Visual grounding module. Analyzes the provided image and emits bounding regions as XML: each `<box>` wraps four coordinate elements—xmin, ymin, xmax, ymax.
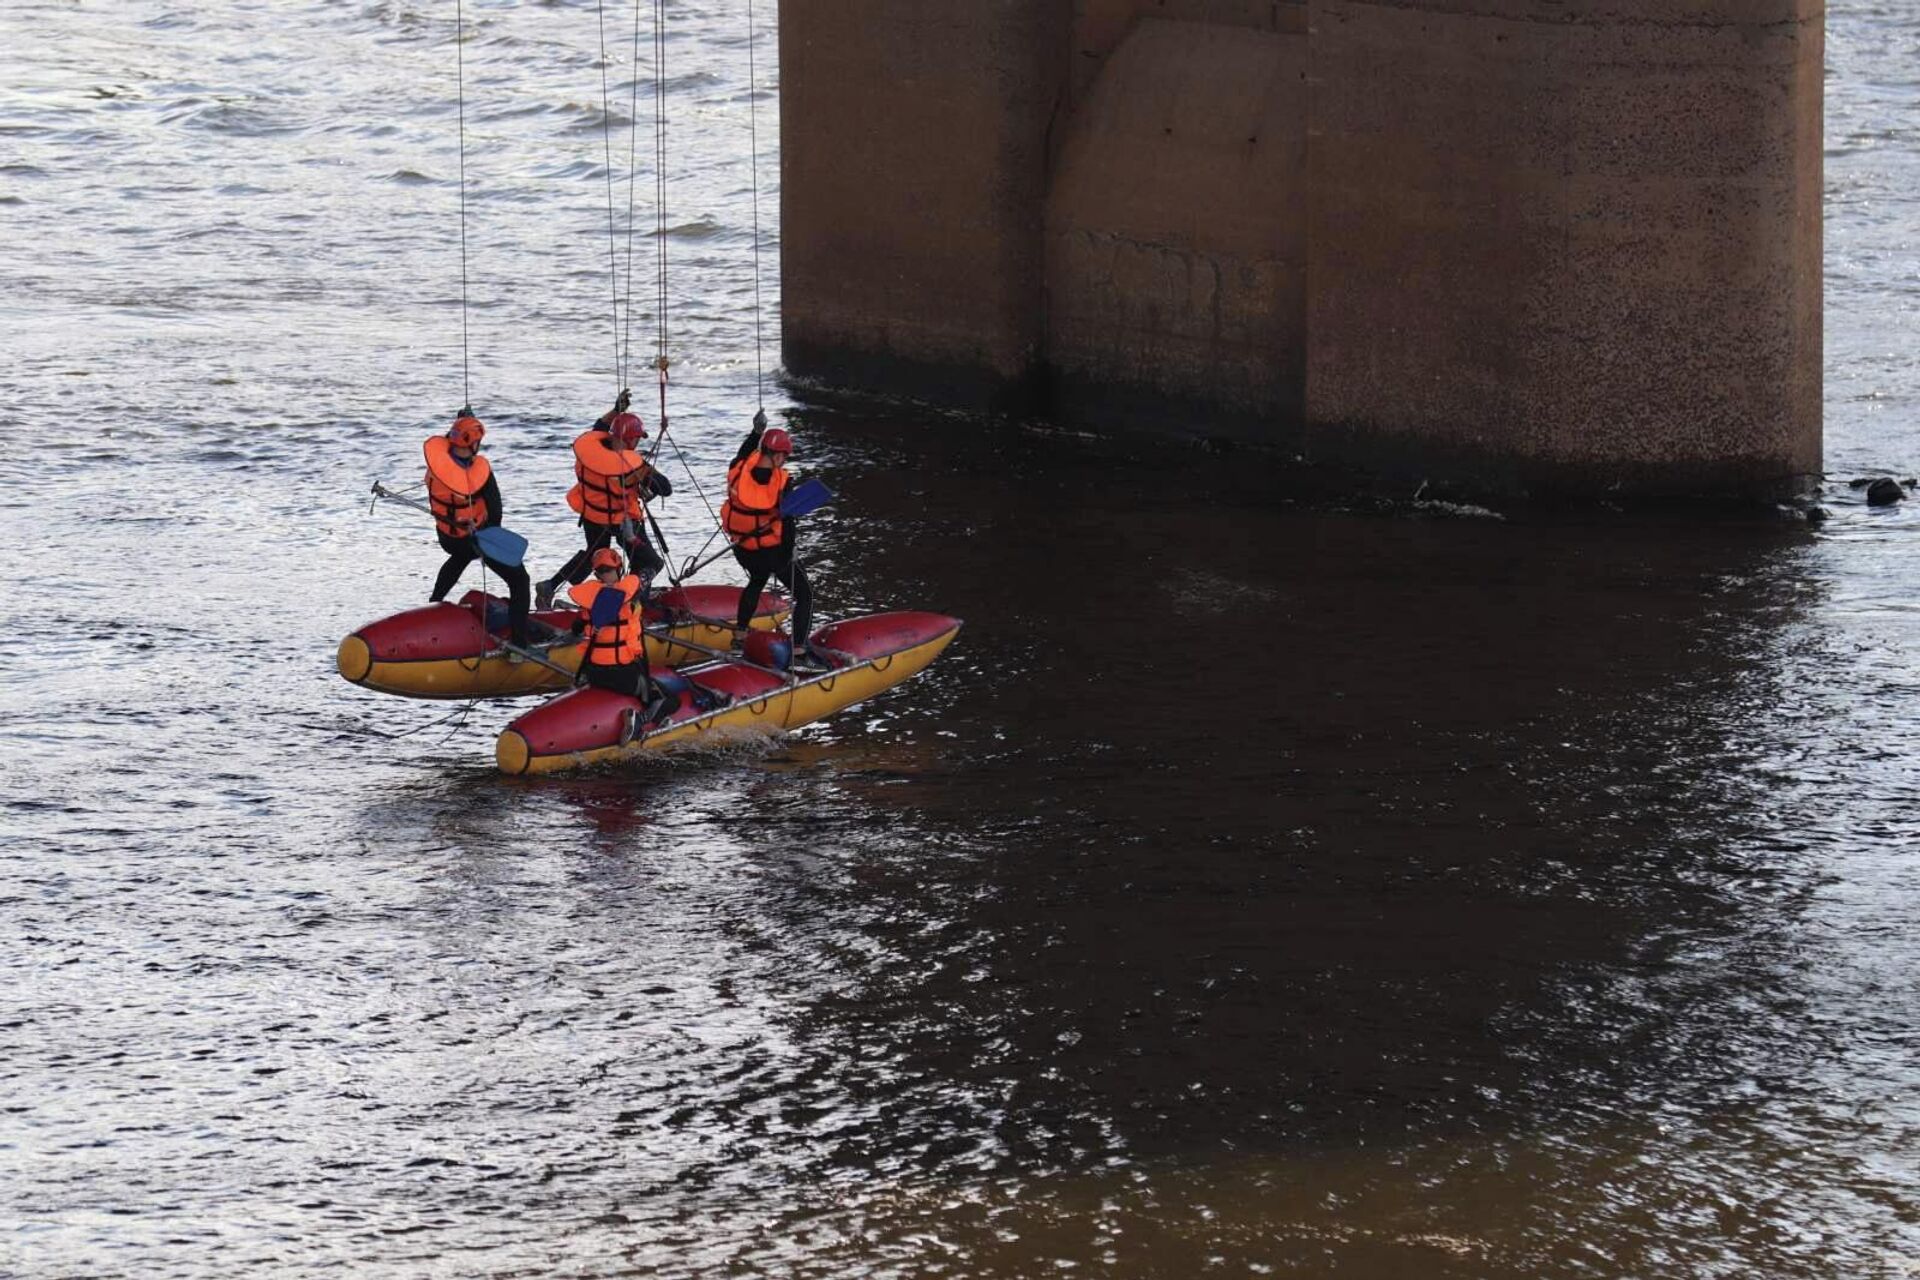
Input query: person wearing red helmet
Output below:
<box><xmin>566</xmin><ymin>545</ymin><xmax>676</xmax><ymax>722</ymax></box>
<box><xmin>721</xmin><ymin>408</ymin><xmax>814</xmax><ymax>658</ymax></box>
<box><xmin>534</xmin><ymin>389</ymin><xmax>673</xmax><ymax>609</ymax></box>
<box><xmin>425</xmin><ymin>410</ymin><xmax>531</xmax><ymax>647</ymax></box>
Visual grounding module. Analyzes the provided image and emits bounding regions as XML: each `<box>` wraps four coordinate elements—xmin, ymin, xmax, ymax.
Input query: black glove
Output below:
<box><xmin>646</xmin><ymin>470</ymin><xmax>674</xmax><ymax>499</ymax></box>
<box><xmin>752</xmin><ymin>408</ymin><xmax>767</xmax><ymax>431</ymax></box>
<box><xmin>615</xmin><ymin>388</ymin><xmax>632</xmax><ymax>414</ymax></box>
<box><xmin>569</xmin><ymin>616</ymin><xmax>586</xmax><ymax>635</ymax></box>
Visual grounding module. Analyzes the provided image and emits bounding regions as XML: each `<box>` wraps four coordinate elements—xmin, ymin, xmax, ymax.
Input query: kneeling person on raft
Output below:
<box><xmin>535</xmin><ymin>392</ymin><xmax>672</xmax><ymax>609</ymax></box>
<box><xmin>723</xmin><ymin>409</ymin><xmax>819</xmax><ymax>664</ymax></box>
<box><xmin>569</xmin><ymin>546</ymin><xmax>677</xmax><ymax>722</ymax></box>
<box><xmin>426</xmin><ymin>412</ymin><xmax>531</xmax><ymax>648</ymax></box>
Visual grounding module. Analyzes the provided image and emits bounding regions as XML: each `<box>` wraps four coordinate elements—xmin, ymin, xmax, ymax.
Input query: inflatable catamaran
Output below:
<box><xmin>336</xmin><ymin>585</ymin><xmax>788</xmax><ymax>700</ymax></box>
<box><xmin>337</xmin><ymin>589</ymin><xmax>960</xmax><ymax>772</ymax></box>
<box><xmin>338</xmin><ymin>0</ymin><xmax>960</xmax><ymax>769</ymax></box>
<box><xmin>494</xmin><ymin>611</ymin><xmax>962</xmax><ymax>774</ymax></box>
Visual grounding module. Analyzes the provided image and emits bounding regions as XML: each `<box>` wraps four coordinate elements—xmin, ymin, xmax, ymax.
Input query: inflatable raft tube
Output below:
<box><xmin>337</xmin><ymin>585</ymin><xmax>789</xmax><ymax>700</ymax></box>
<box><xmin>496</xmin><ymin>611</ymin><xmax>962</xmax><ymax>775</ymax></box>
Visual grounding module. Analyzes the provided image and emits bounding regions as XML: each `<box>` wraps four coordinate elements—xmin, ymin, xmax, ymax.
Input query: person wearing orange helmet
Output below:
<box><xmin>425</xmin><ymin>410</ymin><xmax>531</xmax><ymax>647</ymax></box>
<box><xmin>534</xmin><ymin>390</ymin><xmax>673</xmax><ymax>610</ymax></box>
<box><xmin>722</xmin><ymin>408</ymin><xmax>814</xmax><ymax>658</ymax></box>
<box><xmin>566</xmin><ymin>545</ymin><xmax>676</xmax><ymax>722</ymax></box>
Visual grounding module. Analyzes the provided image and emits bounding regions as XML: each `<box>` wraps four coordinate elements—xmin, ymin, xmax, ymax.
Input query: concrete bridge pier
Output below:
<box><xmin>780</xmin><ymin>1</ymin><xmax>1823</xmax><ymax>502</ymax></box>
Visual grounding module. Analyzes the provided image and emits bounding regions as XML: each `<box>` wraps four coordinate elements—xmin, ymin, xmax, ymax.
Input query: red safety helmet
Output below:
<box><xmin>590</xmin><ymin>546</ymin><xmax>624</xmax><ymax>572</ymax></box>
<box><xmin>608</xmin><ymin>412</ymin><xmax>646</xmax><ymax>446</ymax></box>
<box><xmin>761</xmin><ymin>426</ymin><xmax>792</xmax><ymax>456</ymax></box>
<box><xmin>448</xmin><ymin>415</ymin><xmax>486</xmax><ymax>450</ymax></box>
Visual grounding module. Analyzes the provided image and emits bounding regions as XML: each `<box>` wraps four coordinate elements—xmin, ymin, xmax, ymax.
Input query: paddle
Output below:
<box><xmin>779</xmin><ymin>477</ymin><xmax>833</xmax><ymax>518</ymax></box>
<box><xmin>588</xmin><ymin>584</ymin><xmax>627</xmax><ymax>628</ymax></box>
<box><xmin>370</xmin><ymin>482</ymin><xmax>528</xmax><ymax>568</ymax></box>
<box><xmin>497</xmin><ymin>641</ymin><xmax>579</xmax><ymax>681</ymax></box>
<box><xmin>678</xmin><ymin>479</ymin><xmax>834</xmax><ymax>580</ymax></box>
<box><xmin>471</xmin><ymin>525</ymin><xmax>527</xmax><ymax>567</ymax></box>
<box><xmin>643</xmin><ymin>508</ymin><xmax>674</xmax><ymax>580</ymax></box>
<box><xmin>638</xmin><ymin>624</ymin><xmax>795</xmax><ymax>683</ymax></box>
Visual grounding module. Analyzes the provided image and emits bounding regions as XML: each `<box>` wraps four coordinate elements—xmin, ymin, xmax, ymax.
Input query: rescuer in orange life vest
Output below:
<box><xmin>426</xmin><ymin>412</ymin><xmax>531</xmax><ymax>647</ymax></box>
<box><xmin>723</xmin><ymin>409</ymin><xmax>816</xmax><ymax>659</ymax></box>
<box><xmin>534</xmin><ymin>392</ymin><xmax>672</xmax><ymax>610</ymax></box>
<box><xmin>568</xmin><ymin>546</ymin><xmax>677</xmax><ymax>722</ymax></box>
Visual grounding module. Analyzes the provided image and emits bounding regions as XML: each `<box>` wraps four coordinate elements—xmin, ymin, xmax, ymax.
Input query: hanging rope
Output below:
<box><xmin>594</xmin><ymin>0</ymin><xmax>624</xmax><ymax>393</ymax></box>
<box><xmin>650</xmin><ymin>0</ymin><xmax>670</xmax><ymax>432</ymax></box>
<box><xmin>593</xmin><ymin>0</ymin><xmax>652</xmax><ymax>395</ymax></box>
<box><xmin>605</xmin><ymin>0</ymin><xmax>736</xmax><ymax>585</ymax></box>
<box><xmin>434</xmin><ymin>1</ymin><xmax>486</xmax><ymax>742</ymax></box>
<box><xmin>634</xmin><ymin>0</ymin><xmax>671</xmax><ymax>477</ymax></box>
<box><xmin>454</xmin><ymin>0</ymin><xmax>472</xmax><ymax>407</ymax></box>
<box><xmin>622</xmin><ymin>0</ymin><xmax>645</xmax><ymax>389</ymax></box>
<box><xmin>746</xmin><ymin>0</ymin><xmax>766</xmax><ymax>409</ymax></box>
<box><xmin>639</xmin><ymin>0</ymin><xmax>721</xmax><ymax>533</ymax></box>
<box><xmin>647</xmin><ymin>0</ymin><xmax>772</xmax><ymax>571</ymax></box>
<box><xmin>444</xmin><ymin>0</ymin><xmax>500</xmax><ymax>678</ymax></box>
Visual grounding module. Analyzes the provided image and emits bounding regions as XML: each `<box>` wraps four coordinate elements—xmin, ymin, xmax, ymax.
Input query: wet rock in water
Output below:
<box><xmin>1866</xmin><ymin>477</ymin><xmax>1905</xmax><ymax>506</ymax></box>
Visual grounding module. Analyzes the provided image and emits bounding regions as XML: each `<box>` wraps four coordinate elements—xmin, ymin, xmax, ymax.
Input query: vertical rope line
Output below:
<box><xmin>623</xmin><ymin>0</ymin><xmax>645</xmax><ymax>391</ymax></box>
<box><xmin>645</xmin><ymin>0</ymin><xmax>672</xmax><ymax>493</ymax></box>
<box><xmin>449</xmin><ymin>1</ymin><xmax>491</xmax><ymax>669</ymax></box>
<box><xmin>653</xmin><ymin>0</ymin><xmax>668</xmax><ymax>377</ymax></box>
<box><xmin>638</xmin><ymin>0</ymin><xmax>725</xmax><ymax>543</ymax></box>
<box><xmin>595</xmin><ymin>0</ymin><xmax>622</xmax><ymax>392</ymax></box>
<box><xmin>746</xmin><ymin>0</ymin><xmax>765</xmax><ymax>407</ymax></box>
<box><xmin>455</xmin><ymin>0</ymin><xmax>471</xmax><ymax>407</ymax></box>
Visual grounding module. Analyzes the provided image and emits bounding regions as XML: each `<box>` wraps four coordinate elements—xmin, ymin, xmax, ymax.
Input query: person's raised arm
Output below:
<box><xmin>733</xmin><ymin>407</ymin><xmax>768</xmax><ymax>465</ymax></box>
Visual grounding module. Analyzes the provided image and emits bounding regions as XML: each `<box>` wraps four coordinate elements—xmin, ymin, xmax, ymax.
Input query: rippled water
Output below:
<box><xmin>2</xmin><ymin>2</ymin><xmax>1918</xmax><ymax>1277</ymax></box>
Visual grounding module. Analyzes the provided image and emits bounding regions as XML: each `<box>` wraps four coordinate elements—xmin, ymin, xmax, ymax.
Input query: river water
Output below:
<box><xmin>2</xmin><ymin>2</ymin><xmax>1916</xmax><ymax>1277</ymax></box>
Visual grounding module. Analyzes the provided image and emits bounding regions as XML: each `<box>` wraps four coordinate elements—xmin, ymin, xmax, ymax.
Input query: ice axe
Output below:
<box><xmin>370</xmin><ymin>482</ymin><xmax>529</xmax><ymax>568</ymax></box>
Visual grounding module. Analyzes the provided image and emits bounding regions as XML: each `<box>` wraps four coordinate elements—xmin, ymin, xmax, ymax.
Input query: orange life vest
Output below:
<box><xmin>722</xmin><ymin>451</ymin><xmax>789</xmax><ymax>551</ymax></box>
<box><xmin>566</xmin><ymin>430</ymin><xmax>649</xmax><ymax>527</ymax></box>
<box><xmin>568</xmin><ymin>574</ymin><xmax>644</xmax><ymax>666</ymax></box>
<box><xmin>424</xmin><ymin>435</ymin><xmax>492</xmax><ymax>537</ymax></box>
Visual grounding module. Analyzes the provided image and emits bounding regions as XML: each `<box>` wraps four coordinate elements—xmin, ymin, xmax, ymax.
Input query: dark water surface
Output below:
<box><xmin>3</xmin><ymin>2</ymin><xmax>1918</xmax><ymax>1277</ymax></box>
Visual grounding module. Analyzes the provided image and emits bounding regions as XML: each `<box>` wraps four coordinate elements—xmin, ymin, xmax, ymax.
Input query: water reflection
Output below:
<box><xmin>5</xmin><ymin>0</ymin><xmax>1917</xmax><ymax>1269</ymax></box>
<box><xmin>331</xmin><ymin>405</ymin><xmax>1893</xmax><ymax>1275</ymax></box>
<box><xmin>617</xmin><ymin>414</ymin><xmax>1868</xmax><ymax>1274</ymax></box>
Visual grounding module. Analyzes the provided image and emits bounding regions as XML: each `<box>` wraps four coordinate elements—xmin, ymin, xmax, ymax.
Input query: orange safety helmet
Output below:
<box><xmin>590</xmin><ymin>546</ymin><xmax>624</xmax><ymax>572</ymax></box>
<box><xmin>449</xmin><ymin>414</ymin><xmax>486</xmax><ymax>450</ymax></box>
<box><xmin>608</xmin><ymin>412</ymin><xmax>646</xmax><ymax>446</ymax></box>
<box><xmin>761</xmin><ymin>426</ymin><xmax>792</xmax><ymax>455</ymax></box>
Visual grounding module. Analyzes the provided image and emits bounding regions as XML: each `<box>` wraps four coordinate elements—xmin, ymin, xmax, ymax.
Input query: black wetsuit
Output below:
<box><xmin>729</xmin><ymin>420</ymin><xmax>814</xmax><ymax>644</ymax></box>
<box><xmin>549</xmin><ymin>517</ymin><xmax>665</xmax><ymax>590</ymax></box>
<box><xmin>539</xmin><ymin>431</ymin><xmax>673</xmax><ymax>592</ymax></box>
<box><xmin>582</xmin><ymin>659</ymin><xmax>649</xmax><ymax>697</ymax></box>
<box><xmin>428</xmin><ymin>471</ymin><xmax>532</xmax><ymax>646</ymax></box>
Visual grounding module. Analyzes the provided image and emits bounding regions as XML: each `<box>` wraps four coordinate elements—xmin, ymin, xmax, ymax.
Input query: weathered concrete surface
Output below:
<box><xmin>780</xmin><ymin>0</ymin><xmax>1824</xmax><ymax>500</ymax></box>
<box><xmin>779</xmin><ymin>1</ymin><xmax>1066</xmax><ymax>408</ymax></box>
<box><xmin>1045</xmin><ymin>19</ymin><xmax>1307</xmax><ymax>427</ymax></box>
<box><xmin>1064</xmin><ymin>1</ymin><xmax>1306</xmax><ymax>105</ymax></box>
<box><xmin>1306</xmin><ymin>0</ymin><xmax>1824</xmax><ymax>497</ymax></box>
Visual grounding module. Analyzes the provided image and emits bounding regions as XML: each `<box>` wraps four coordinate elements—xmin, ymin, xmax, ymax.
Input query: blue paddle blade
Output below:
<box><xmin>589</xmin><ymin>585</ymin><xmax>626</xmax><ymax>628</ymax></box>
<box><xmin>779</xmin><ymin>477</ymin><xmax>834</xmax><ymax>518</ymax></box>
<box><xmin>474</xmin><ymin>524</ymin><xmax>527</xmax><ymax>568</ymax></box>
